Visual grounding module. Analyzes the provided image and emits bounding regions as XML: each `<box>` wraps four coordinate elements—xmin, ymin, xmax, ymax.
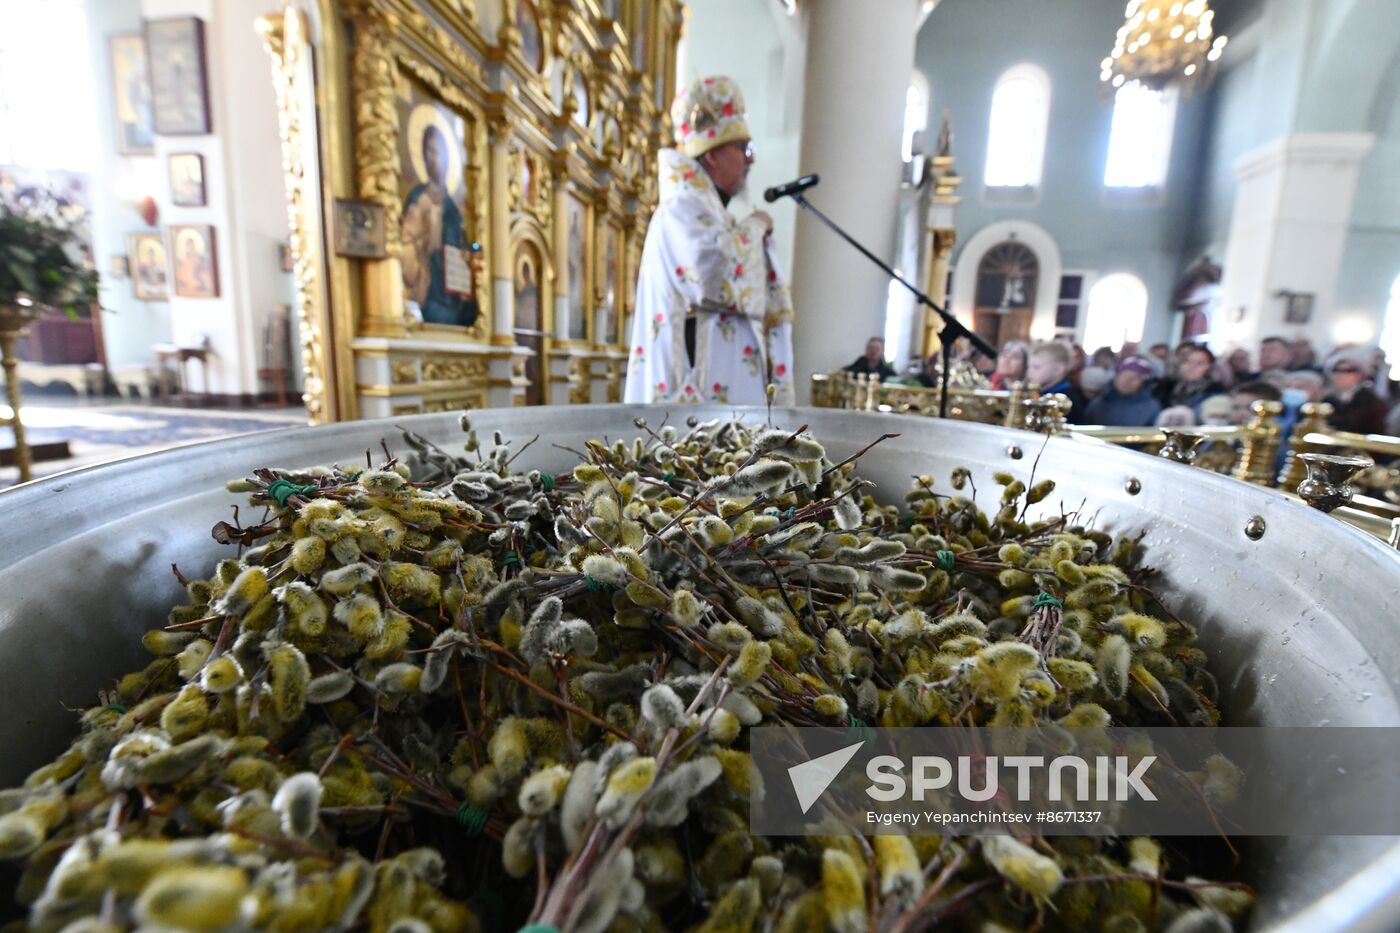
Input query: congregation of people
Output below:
<box><xmin>843</xmin><ymin>334</ymin><xmax>1397</xmax><ymax>435</ymax></box>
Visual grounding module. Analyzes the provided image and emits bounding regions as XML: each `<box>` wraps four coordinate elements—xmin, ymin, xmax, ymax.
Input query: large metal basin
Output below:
<box><xmin>1</xmin><ymin>405</ymin><xmax>1397</xmax><ymax>930</ymax></box>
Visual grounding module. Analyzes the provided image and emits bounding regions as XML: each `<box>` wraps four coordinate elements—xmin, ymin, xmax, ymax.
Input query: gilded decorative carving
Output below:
<box><xmin>283</xmin><ymin>0</ymin><xmax>679</xmax><ymax>420</ymax></box>
<box><xmin>421</xmin><ymin>356</ymin><xmax>490</xmax><ymax>383</ymax></box>
<box><xmin>508</xmin><ymin>145</ymin><xmax>553</xmax><ymax>228</ymax></box>
<box><xmin>258</xmin><ymin>8</ymin><xmax>333</xmax><ymax>424</ymax></box>
<box><xmin>933</xmin><ymin>228</ymin><xmax>957</xmax><ymax>255</ymax></box>
<box><xmin>399</xmin><ymin>9</ymin><xmax>488</xmax><ymax>86</ymax></box>
<box><xmin>424</xmin><ymin>391</ymin><xmax>487</xmax><ymax>413</ymax></box>
<box><xmin>346</xmin><ymin>1</ymin><xmax>404</xmax><ymax>256</ymax></box>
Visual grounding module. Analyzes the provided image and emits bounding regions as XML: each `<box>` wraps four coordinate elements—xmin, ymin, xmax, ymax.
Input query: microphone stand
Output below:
<box><xmin>791</xmin><ymin>191</ymin><xmax>996</xmax><ymax>419</ymax></box>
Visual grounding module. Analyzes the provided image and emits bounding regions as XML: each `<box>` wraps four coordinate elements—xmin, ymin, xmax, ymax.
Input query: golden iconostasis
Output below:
<box><xmin>260</xmin><ymin>0</ymin><xmax>682</xmax><ymax>422</ymax></box>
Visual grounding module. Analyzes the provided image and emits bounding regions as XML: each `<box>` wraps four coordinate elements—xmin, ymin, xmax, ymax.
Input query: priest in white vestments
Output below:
<box><xmin>624</xmin><ymin>76</ymin><xmax>796</xmax><ymax>406</ymax></box>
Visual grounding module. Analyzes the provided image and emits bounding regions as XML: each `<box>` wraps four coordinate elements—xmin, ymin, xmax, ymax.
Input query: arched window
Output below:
<box><xmin>984</xmin><ymin>64</ymin><xmax>1051</xmax><ymax>188</ymax></box>
<box><xmin>1104</xmin><ymin>81</ymin><xmax>1179</xmax><ymax>188</ymax></box>
<box><xmin>901</xmin><ymin>71</ymin><xmax>930</xmax><ymax>162</ymax></box>
<box><xmin>1380</xmin><ymin>272</ymin><xmax>1400</xmax><ymax>367</ymax></box>
<box><xmin>1082</xmin><ymin>273</ymin><xmax>1149</xmax><ymax>352</ymax></box>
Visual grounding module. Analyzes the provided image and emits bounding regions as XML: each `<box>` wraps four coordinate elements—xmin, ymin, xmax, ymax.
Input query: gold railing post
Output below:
<box><xmin>1232</xmin><ymin>400</ymin><xmax>1285</xmax><ymax>486</ymax></box>
<box><xmin>1005</xmin><ymin>380</ymin><xmax>1026</xmax><ymax>428</ymax></box>
<box><xmin>1278</xmin><ymin>401</ymin><xmax>1334</xmax><ymax>491</ymax></box>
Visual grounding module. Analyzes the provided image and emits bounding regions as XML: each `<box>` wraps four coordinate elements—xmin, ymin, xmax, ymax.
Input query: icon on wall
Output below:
<box><xmin>335</xmin><ymin>199</ymin><xmax>388</xmax><ymax>260</ymax></box>
<box><xmin>517</xmin><ymin>0</ymin><xmax>544</xmax><ymax>72</ymax></box>
<box><xmin>169</xmin><ymin>153</ymin><xmax>206</xmax><ymax>207</ymax></box>
<box><xmin>146</xmin><ymin>17</ymin><xmax>212</xmax><ymax>135</ymax></box>
<box><xmin>395</xmin><ymin>82</ymin><xmax>479</xmax><ymax>328</ymax></box>
<box><xmin>1282</xmin><ymin>291</ymin><xmax>1315</xmax><ymax>325</ymax></box>
<box><xmin>170</xmin><ymin>224</ymin><xmax>219</xmax><ymax>298</ymax></box>
<box><xmin>127</xmin><ymin>232</ymin><xmax>168</xmax><ymax>301</ymax></box>
<box><xmin>109</xmin><ymin>34</ymin><xmax>154</xmax><ymax>155</ymax></box>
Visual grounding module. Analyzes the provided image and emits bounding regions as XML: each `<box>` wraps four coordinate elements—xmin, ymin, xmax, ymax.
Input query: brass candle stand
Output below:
<box><xmin>0</xmin><ymin>303</ymin><xmax>43</xmax><ymax>484</ymax></box>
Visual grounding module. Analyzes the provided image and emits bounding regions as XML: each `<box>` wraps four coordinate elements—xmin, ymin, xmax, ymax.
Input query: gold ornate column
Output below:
<box><xmin>258</xmin><ymin>7</ymin><xmax>341</xmax><ymax>423</ymax></box>
<box><xmin>345</xmin><ymin>0</ymin><xmax>408</xmax><ymax>339</ymax></box>
<box><xmin>488</xmin><ymin>113</ymin><xmax>514</xmax><ymax>344</ymax></box>
<box><xmin>922</xmin><ymin>112</ymin><xmax>963</xmax><ymax>359</ymax></box>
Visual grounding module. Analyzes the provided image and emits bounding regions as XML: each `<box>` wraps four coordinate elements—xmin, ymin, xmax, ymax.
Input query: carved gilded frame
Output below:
<box><xmin>557</xmin><ymin>183</ymin><xmax>594</xmax><ymax>347</ymax></box>
<box><xmin>592</xmin><ymin>211</ymin><xmax>625</xmax><ymax>349</ymax></box>
<box><xmin>499</xmin><ymin>0</ymin><xmax>555</xmax><ymax>115</ymax></box>
<box><xmin>387</xmin><ymin>51</ymin><xmax>493</xmax><ymax>343</ymax></box>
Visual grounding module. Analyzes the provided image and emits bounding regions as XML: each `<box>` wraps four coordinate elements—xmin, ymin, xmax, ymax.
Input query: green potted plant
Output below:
<box><xmin>1</xmin><ymin>181</ymin><xmax>100</xmax><ymax>322</ymax></box>
<box><xmin>1</xmin><ymin>180</ymin><xmax>101</xmax><ymax>482</ymax></box>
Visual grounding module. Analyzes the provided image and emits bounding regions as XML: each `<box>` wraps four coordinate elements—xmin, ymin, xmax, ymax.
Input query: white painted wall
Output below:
<box><xmin>82</xmin><ymin>0</ymin><xmax>173</xmax><ymax>369</ymax></box>
<box><xmin>137</xmin><ymin>0</ymin><xmax>294</xmax><ymax>398</ymax></box>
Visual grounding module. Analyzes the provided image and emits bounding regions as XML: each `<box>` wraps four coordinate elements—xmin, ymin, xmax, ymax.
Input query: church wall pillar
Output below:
<box><xmin>1216</xmin><ymin>132</ymin><xmax>1375</xmax><ymax>354</ymax></box>
<box><xmin>788</xmin><ymin>0</ymin><xmax>920</xmax><ymax>401</ymax></box>
<box><xmin>488</xmin><ymin>123</ymin><xmax>515</xmax><ymax>341</ymax></box>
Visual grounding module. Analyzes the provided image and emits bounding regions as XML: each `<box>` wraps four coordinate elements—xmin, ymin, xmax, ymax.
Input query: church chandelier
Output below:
<box><xmin>1101</xmin><ymin>0</ymin><xmax>1228</xmax><ymax>92</ymax></box>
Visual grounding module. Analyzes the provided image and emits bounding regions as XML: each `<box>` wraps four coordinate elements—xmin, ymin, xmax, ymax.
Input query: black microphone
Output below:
<box><xmin>763</xmin><ymin>174</ymin><xmax>820</xmax><ymax>203</ymax></box>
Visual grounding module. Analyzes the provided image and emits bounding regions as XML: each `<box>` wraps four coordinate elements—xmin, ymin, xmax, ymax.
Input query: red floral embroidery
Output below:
<box><xmin>675</xmin><ymin>266</ymin><xmax>685</xmax><ymax>277</ymax></box>
<box><xmin>684</xmin><ymin>385</ymin><xmax>695</xmax><ymax>394</ymax></box>
<box><xmin>734</xmin><ymin>263</ymin><xmax>744</xmax><ymax>277</ymax></box>
<box><xmin>775</xmin><ymin>364</ymin><xmax>787</xmax><ymax>377</ymax></box>
<box><xmin>738</xmin><ymin>234</ymin><xmax>749</xmax><ymax>246</ymax></box>
<box><xmin>707</xmin><ymin>129</ymin><xmax>716</xmax><ymax>138</ymax></box>
<box><xmin>722</xmin><ymin>102</ymin><xmax>735</xmax><ymax>116</ymax></box>
<box><xmin>683</xmin><ymin>170</ymin><xmax>695</xmax><ymax>181</ymax></box>
<box><xmin>680</xmin><ymin>122</ymin><xmax>690</xmax><ymax>134</ymax></box>
<box><xmin>713</xmin><ymin>382</ymin><xmax>723</xmax><ymax>393</ymax></box>
<box><xmin>655</xmin><ymin>313</ymin><xmax>664</xmax><ymax>322</ymax></box>
<box><xmin>634</xmin><ymin>345</ymin><xmax>644</xmax><ymax>356</ymax></box>
<box><xmin>769</xmin><ymin>270</ymin><xmax>778</xmax><ymax>283</ymax></box>
<box><xmin>657</xmin><ymin>382</ymin><xmax>667</xmax><ymax>393</ymax></box>
<box><xmin>743</xmin><ymin>346</ymin><xmax>754</xmax><ymax>356</ymax></box>
<box><xmin>704</xmin><ymin>78</ymin><xmax>715</xmax><ymax>85</ymax></box>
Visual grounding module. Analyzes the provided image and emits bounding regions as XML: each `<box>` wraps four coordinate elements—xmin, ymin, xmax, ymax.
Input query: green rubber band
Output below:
<box><xmin>934</xmin><ymin>550</ymin><xmax>956</xmax><ymax>572</ymax></box>
<box><xmin>500</xmin><ymin>552</ymin><xmax>522</xmax><ymax>568</ymax></box>
<box><xmin>584</xmin><ymin>575</ymin><xmax>615</xmax><ymax>594</ymax></box>
<box><xmin>103</xmin><ymin>704</ymin><xmax>128</xmax><ymax>715</ymax></box>
<box><xmin>517</xmin><ymin>926</ymin><xmax>561</xmax><ymax>933</ymax></box>
<box><xmin>662</xmin><ymin>471</ymin><xmax>676</xmax><ymax>484</ymax></box>
<box><xmin>847</xmin><ymin>715</ymin><xmax>875</xmax><ymax>748</ymax></box>
<box><xmin>266</xmin><ymin>478</ymin><xmax>319</xmax><ymax>507</ymax></box>
<box><xmin>781</xmin><ymin>507</ymin><xmax>796</xmax><ymax>521</ymax></box>
<box><xmin>901</xmin><ymin>513</ymin><xmax>915</xmax><ymax>528</ymax></box>
<box><xmin>457</xmin><ymin>803</ymin><xmax>490</xmax><ymax>835</ymax></box>
<box><xmin>1032</xmin><ymin>592</ymin><xmax>1064</xmax><ymax>611</ymax></box>
<box><xmin>540</xmin><ymin>474</ymin><xmax>555</xmax><ymax>492</ymax></box>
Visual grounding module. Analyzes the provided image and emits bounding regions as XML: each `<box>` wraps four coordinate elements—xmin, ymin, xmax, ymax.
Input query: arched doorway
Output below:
<box><xmin>972</xmin><ymin>241</ymin><xmax>1039</xmax><ymax>346</ymax></box>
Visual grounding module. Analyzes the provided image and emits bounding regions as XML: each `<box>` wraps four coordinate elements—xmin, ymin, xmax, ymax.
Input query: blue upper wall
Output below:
<box><xmin>920</xmin><ymin>0</ymin><xmax>1400</xmax><ymax>345</ymax></box>
<box><xmin>919</xmin><ymin>0</ymin><xmax>1213</xmax><ymax>344</ymax></box>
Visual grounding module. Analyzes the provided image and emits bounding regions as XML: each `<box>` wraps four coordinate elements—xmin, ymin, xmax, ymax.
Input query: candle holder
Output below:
<box><xmin>1159</xmin><ymin>428</ymin><xmax>1206</xmax><ymax>464</ymax></box>
<box><xmin>1296</xmin><ymin>452</ymin><xmax>1373</xmax><ymax>513</ymax></box>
